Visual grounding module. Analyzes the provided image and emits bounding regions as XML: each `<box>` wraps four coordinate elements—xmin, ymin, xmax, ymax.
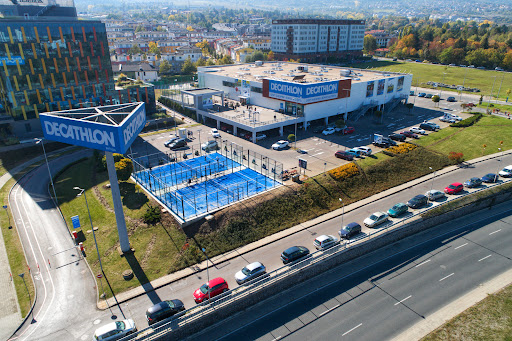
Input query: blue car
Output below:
<box><xmin>387</xmin><ymin>203</ymin><xmax>408</xmax><ymax>217</ymax></box>
<box><xmin>418</xmin><ymin>93</ymin><xmax>426</xmax><ymax>97</ymax></box>
<box><xmin>481</xmin><ymin>173</ymin><xmax>499</xmax><ymax>183</ymax></box>
<box><xmin>464</xmin><ymin>177</ymin><xmax>482</xmax><ymax>188</ymax></box>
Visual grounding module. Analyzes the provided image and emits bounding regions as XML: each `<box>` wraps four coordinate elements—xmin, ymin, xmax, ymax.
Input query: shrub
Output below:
<box><xmin>288</xmin><ymin>134</ymin><xmax>295</xmax><ymax>142</ymax></box>
<box><xmin>115</xmin><ymin>158</ymin><xmax>134</xmax><ymax>181</ymax></box>
<box><xmin>143</xmin><ymin>205</ymin><xmax>161</xmax><ymax>224</ymax></box>
<box><xmin>328</xmin><ymin>162</ymin><xmax>359</xmax><ymax>181</ymax></box>
<box><xmin>448</xmin><ymin>151</ymin><xmax>464</xmax><ymax>164</ymax></box>
<box><xmin>384</xmin><ymin>143</ymin><xmax>417</xmax><ymax>156</ymax></box>
<box><xmin>450</xmin><ymin>113</ymin><xmax>482</xmax><ymax>127</ymax></box>
<box><xmin>101</xmin><ymin>153</ymin><xmax>124</xmax><ymax>170</ymax></box>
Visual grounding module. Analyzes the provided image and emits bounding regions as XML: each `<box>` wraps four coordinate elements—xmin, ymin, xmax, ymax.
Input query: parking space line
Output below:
<box><xmin>489</xmin><ymin>229</ymin><xmax>501</xmax><ymax>235</ymax></box>
<box><xmin>454</xmin><ymin>243</ymin><xmax>468</xmax><ymax>249</ymax></box>
<box><xmin>342</xmin><ymin>323</ymin><xmax>362</xmax><ymax>336</ymax></box>
<box><xmin>439</xmin><ymin>273</ymin><xmax>454</xmax><ymax>282</ymax></box>
<box><xmin>394</xmin><ymin>295</ymin><xmax>412</xmax><ymax>306</ymax></box>
<box><xmin>415</xmin><ymin>259</ymin><xmax>430</xmax><ymax>267</ymax></box>
<box><xmin>478</xmin><ymin>255</ymin><xmax>492</xmax><ymax>262</ymax></box>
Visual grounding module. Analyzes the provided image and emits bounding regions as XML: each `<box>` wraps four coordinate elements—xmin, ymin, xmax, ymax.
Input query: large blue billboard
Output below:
<box><xmin>263</xmin><ymin>79</ymin><xmax>343</xmax><ymax>104</ymax></box>
<box><xmin>40</xmin><ymin>102</ymin><xmax>146</xmax><ymax>154</ymax></box>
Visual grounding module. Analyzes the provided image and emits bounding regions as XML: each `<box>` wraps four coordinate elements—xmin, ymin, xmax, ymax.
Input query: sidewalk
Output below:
<box><xmin>0</xmin><ymin>146</ymin><xmax>77</xmax><ymax>340</ymax></box>
<box><xmin>98</xmin><ymin>148</ymin><xmax>512</xmax><ymax>309</ymax></box>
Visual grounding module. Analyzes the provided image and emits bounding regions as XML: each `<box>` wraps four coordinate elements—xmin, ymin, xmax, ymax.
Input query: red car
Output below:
<box><xmin>400</xmin><ymin>131</ymin><xmax>419</xmax><ymax>139</ymax></box>
<box><xmin>193</xmin><ymin>277</ymin><xmax>229</xmax><ymax>303</ymax></box>
<box><xmin>444</xmin><ymin>182</ymin><xmax>463</xmax><ymax>194</ymax></box>
<box><xmin>341</xmin><ymin>126</ymin><xmax>355</xmax><ymax>134</ymax></box>
<box><xmin>335</xmin><ymin>151</ymin><xmax>354</xmax><ymax>161</ymax></box>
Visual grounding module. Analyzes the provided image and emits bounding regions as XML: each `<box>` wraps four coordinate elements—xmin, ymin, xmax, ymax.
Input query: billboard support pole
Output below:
<box><xmin>105</xmin><ymin>151</ymin><xmax>131</xmax><ymax>253</ymax></box>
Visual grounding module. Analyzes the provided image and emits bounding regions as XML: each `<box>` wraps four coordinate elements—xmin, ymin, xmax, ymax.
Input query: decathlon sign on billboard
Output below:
<box><xmin>40</xmin><ymin>102</ymin><xmax>146</xmax><ymax>154</ymax></box>
<box><xmin>262</xmin><ymin>79</ymin><xmax>350</xmax><ymax>104</ymax></box>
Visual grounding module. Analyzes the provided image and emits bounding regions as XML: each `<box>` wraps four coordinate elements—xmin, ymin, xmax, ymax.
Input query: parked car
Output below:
<box><xmin>211</xmin><ymin>128</ymin><xmax>221</xmax><ymax>138</ymax></box>
<box><xmin>145</xmin><ymin>300</ymin><xmax>185</xmax><ymax>326</ymax></box>
<box><xmin>313</xmin><ymin>126</ymin><xmax>325</xmax><ymax>133</ymax></box>
<box><xmin>387</xmin><ymin>203</ymin><xmax>408</xmax><ymax>217</ymax></box>
<box><xmin>464</xmin><ymin>177</ymin><xmax>483</xmax><ymax>188</ymax></box>
<box><xmin>322</xmin><ymin>127</ymin><xmax>336</xmax><ymax>135</ymax></box>
<box><xmin>418</xmin><ymin>93</ymin><xmax>426</xmax><ymax>97</ymax></box>
<box><xmin>93</xmin><ymin>319</ymin><xmax>137</xmax><ymax>341</ymax></box>
<box><xmin>201</xmin><ymin>140</ymin><xmax>218</xmax><ymax>151</ymax></box>
<box><xmin>425</xmin><ymin>94</ymin><xmax>433</xmax><ymax>99</ymax></box>
<box><xmin>407</xmin><ymin>194</ymin><xmax>428</xmax><ymax>208</ymax></box>
<box><xmin>388</xmin><ymin>133</ymin><xmax>406</xmax><ymax>142</ymax></box>
<box><xmin>363</xmin><ymin>212</ymin><xmax>389</xmax><ymax>228</ymax></box>
<box><xmin>425</xmin><ymin>189</ymin><xmax>445</xmax><ymax>201</ymax></box>
<box><xmin>338</xmin><ymin>222</ymin><xmax>362</xmax><ymax>239</ymax></box>
<box><xmin>447</xmin><ymin>97</ymin><xmax>456</xmax><ymax>102</ymax></box>
<box><xmin>448</xmin><ymin>114</ymin><xmax>462</xmax><ymax>121</ymax></box>
<box><xmin>439</xmin><ymin>116</ymin><xmax>456</xmax><ymax>123</ymax></box>
<box><xmin>193</xmin><ymin>277</ymin><xmax>229</xmax><ymax>303</ymax></box>
<box><xmin>410</xmin><ymin>90</ymin><xmax>415</xmax><ymax>96</ymax></box>
<box><xmin>313</xmin><ymin>235</ymin><xmax>340</xmax><ymax>250</ymax></box>
<box><xmin>335</xmin><ymin>150</ymin><xmax>354</xmax><ymax>161</ymax></box>
<box><xmin>410</xmin><ymin>127</ymin><xmax>426</xmax><ymax>135</ymax></box>
<box><xmin>280</xmin><ymin>246</ymin><xmax>310</xmax><ymax>264</ymax></box>
<box><xmin>420</xmin><ymin>122</ymin><xmax>440</xmax><ymax>131</ymax></box>
<box><xmin>481</xmin><ymin>173</ymin><xmax>499</xmax><ymax>183</ymax></box>
<box><xmin>400</xmin><ymin>131</ymin><xmax>419</xmax><ymax>139</ymax></box>
<box><xmin>168</xmin><ymin>138</ymin><xmax>187</xmax><ymax>150</ymax></box>
<box><xmin>341</xmin><ymin>126</ymin><xmax>355</xmax><ymax>134</ymax></box>
<box><xmin>477</xmin><ymin>66</ymin><xmax>486</xmax><ymax>70</ymax></box>
<box><xmin>271</xmin><ymin>140</ymin><xmax>289</xmax><ymax>150</ymax></box>
<box><xmin>235</xmin><ymin>262</ymin><xmax>266</xmax><ymax>285</ymax></box>
<box><xmin>495</xmin><ymin>67</ymin><xmax>504</xmax><ymax>71</ymax></box>
<box><xmin>255</xmin><ymin>133</ymin><xmax>267</xmax><ymax>141</ymax></box>
<box><xmin>373</xmin><ymin>136</ymin><xmax>397</xmax><ymax>148</ymax></box>
<box><xmin>164</xmin><ymin>136</ymin><xmax>180</xmax><ymax>147</ymax></box>
<box><xmin>354</xmin><ymin>146</ymin><xmax>372</xmax><ymax>156</ymax></box>
<box><xmin>346</xmin><ymin>148</ymin><xmax>363</xmax><ymax>158</ymax></box>
<box><xmin>444</xmin><ymin>182</ymin><xmax>464</xmax><ymax>194</ymax></box>
<box><xmin>498</xmin><ymin>165</ymin><xmax>512</xmax><ymax>178</ymax></box>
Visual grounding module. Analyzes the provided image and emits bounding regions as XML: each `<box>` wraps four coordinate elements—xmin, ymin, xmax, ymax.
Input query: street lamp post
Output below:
<box><xmin>73</xmin><ymin>187</ymin><xmax>122</xmax><ymax>319</ymax></box>
<box><xmin>429</xmin><ymin>166</ymin><xmax>437</xmax><ymax>192</ymax></box>
<box><xmin>36</xmin><ymin>138</ymin><xmax>58</xmax><ymax>205</ymax></box>
<box><xmin>339</xmin><ymin>198</ymin><xmax>345</xmax><ymax>228</ymax></box>
<box><xmin>487</xmin><ymin>76</ymin><xmax>497</xmax><ymax>112</ymax></box>
<box><xmin>197</xmin><ymin>129</ymin><xmax>202</xmax><ymax>155</ymax></box>
<box><xmin>439</xmin><ymin>73</ymin><xmax>447</xmax><ymax>100</ymax></box>
<box><xmin>496</xmin><ymin>147</ymin><xmax>503</xmax><ymax>182</ymax></box>
<box><xmin>459</xmin><ymin>69</ymin><xmax>468</xmax><ymax>102</ymax></box>
<box><xmin>18</xmin><ymin>273</ymin><xmax>32</xmax><ymax>321</ymax></box>
<box><xmin>202</xmin><ymin>248</ymin><xmax>210</xmax><ymax>302</ymax></box>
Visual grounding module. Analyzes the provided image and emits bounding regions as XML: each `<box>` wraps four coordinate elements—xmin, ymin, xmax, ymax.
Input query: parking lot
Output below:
<box><xmin>137</xmin><ymin>89</ymin><xmax>472</xmax><ymax>179</ymax></box>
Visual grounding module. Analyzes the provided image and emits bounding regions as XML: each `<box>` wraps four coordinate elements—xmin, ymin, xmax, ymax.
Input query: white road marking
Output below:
<box><xmin>489</xmin><ymin>229</ymin><xmax>501</xmax><ymax>235</ymax></box>
<box><xmin>439</xmin><ymin>273</ymin><xmax>454</xmax><ymax>282</ymax></box>
<box><xmin>394</xmin><ymin>295</ymin><xmax>412</xmax><ymax>306</ymax></box>
<box><xmin>312</xmin><ymin>152</ymin><xmax>324</xmax><ymax>156</ymax></box>
<box><xmin>319</xmin><ymin>304</ymin><xmax>340</xmax><ymax>316</ymax></box>
<box><xmin>271</xmin><ymin>336</ymin><xmax>282</xmax><ymax>341</ymax></box>
<box><xmin>342</xmin><ymin>323</ymin><xmax>362</xmax><ymax>336</ymax></box>
<box><xmin>454</xmin><ymin>243</ymin><xmax>468</xmax><ymax>249</ymax></box>
<box><xmin>478</xmin><ymin>255</ymin><xmax>492</xmax><ymax>262</ymax></box>
<box><xmin>415</xmin><ymin>259</ymin><xmax>431</xmax><ymax>267</ymax></box>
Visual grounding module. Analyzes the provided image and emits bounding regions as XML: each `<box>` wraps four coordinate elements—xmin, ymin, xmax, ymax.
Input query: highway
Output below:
<box><xmin>189</xmin><ymin>201</ymin><xmax>512</xmax><ymax>341</ymax></box>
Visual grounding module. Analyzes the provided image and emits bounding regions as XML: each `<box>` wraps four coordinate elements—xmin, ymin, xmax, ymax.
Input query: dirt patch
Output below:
<box><xmin>140</xmin><ymin>234</ymin><xmax>157</xmax><ymax>270</ymax></box>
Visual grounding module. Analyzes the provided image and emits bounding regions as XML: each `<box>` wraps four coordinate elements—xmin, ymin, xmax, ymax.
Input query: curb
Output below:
<box><xmin>97</xmin><ymin>148</ymin><xmax>512</xmax><ymax>309</ymax></box>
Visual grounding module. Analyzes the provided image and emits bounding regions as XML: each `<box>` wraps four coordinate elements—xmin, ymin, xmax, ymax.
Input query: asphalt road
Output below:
<box><xmin>189</xmin><ymin>201</ymin><xmax>512</xmax><ymax>341</ymax></box>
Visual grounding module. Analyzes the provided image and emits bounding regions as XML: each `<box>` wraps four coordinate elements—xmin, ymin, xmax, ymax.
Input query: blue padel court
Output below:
<box><xmin>132</xmin><ymin>147</ymin><xmax>283</xmax><ymax>222</ymax></box>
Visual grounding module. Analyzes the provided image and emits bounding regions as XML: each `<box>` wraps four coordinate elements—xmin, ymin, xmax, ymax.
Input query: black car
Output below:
<box><xmin>145</xmin><ymin>299</ymin><xmax>185</xmax><ymax>326</ymax></box>
<box><xmin>168</xmin><ymin>138</ymin><xmax>187</xmax><ymax>150</ymax></box>
<box><xmin>339</xmin><ymin>222</ymin><xmax>362</xmax><ymax>239</ymax></box>
<box><xmin>373</xmin><ymin>137</ymin><xmax>397</xmax><ymax>148</ymax></box>
<box><xmin>464</xmin><ymin>177</ymin><xmax>482</xmax><ymax>188</ymax></box>
<box><xmin>280</xmin><ymin>246</ymin><xmax>310</xmax><ymax>264</ymax></box>
<box><xmin>164</xmin><ymin>136</ymin><xmax>179</xmax><ymax>147</ymax></box>
<box><xmin>313</xmin><ymin>126</ymin><xmax>325</xmax><ymax>134</ymax></box>
<box><xmin>400</xmin><ymin>131</ymin><xmax>419</xmax><ymax>139</ymax></box>
<box><xmin>481</xmin><ymin>173</ymin><xmax>499</xmax><ymax>183</ymax></box>
<box><xmin>407</xmin><ymin>194</ymin><xmax>428</xmax><ymax>208</ymax></box>
<box><xmin>419</xmin><ymin>122</ymin><xmax>440</xmax><ymax>132</ymax></box>
<box><xmin>388</xmin><ymin>133</ymin><xmax>406</xmax><ymax>142</ymax></box>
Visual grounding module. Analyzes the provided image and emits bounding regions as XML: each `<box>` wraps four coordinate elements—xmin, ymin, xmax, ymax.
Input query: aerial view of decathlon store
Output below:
<box><xmin>182</xmin><ymin>62</ymin><xmax>413</xmax><ymax>142</ymax></box>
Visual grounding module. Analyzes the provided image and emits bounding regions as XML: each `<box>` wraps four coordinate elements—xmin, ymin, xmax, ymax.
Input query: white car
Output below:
<box><xmin>322</xmin><ymin>127</ymin><xmax>336</xmax><ymax>135</ymax></box>
<box><xmin>201</xmin><ymin>140</ymin><xmax>218</xmax><ymax>151</ymax></box>
<box><xmin>449</xmin><ymin>114</ymin><xmax>463</xmax><ymax>121</ymax></box>
<box><xmin>410</xmin><ymin>127</ymin><xmax>426</xmax><ymax>135</ymax></box>
<box><xmin>439</xmin><ymin>116</ymin><xmax>456</xmax><ymax>123</ymax></box>
<box><xmin>211</xmin><ymin>128</ymin><xmax>220</xmax><ymax>138</ymax></box>
<box><xmin>425</xmin><ymin>190</ymin><xmax>445</xmax><ymax>201</ymax></box>
<box><xmin>93</xmin><ymin>319</ymin><xmax>137</xmax><ymax>341</ymax></box>
<box><xmin>363</xmin><ymin>212</ymin><xmax>389</xmax><ymax>228</ymax></box>
<box><xmin>313</xmin><ymin>235</ymin><xmax>340</xmax><ymax>250</ymax></box>
<box><xmin>256</xmin><ymin>133</ymin><xmax>267</xmax><ymax>141</ymax></box>
<box><xmin>235</xmin><ymin>262</ymin><xmax>266</xmax><ymax>285</ymax></box>
<box><xmin>272</xmin><ymin>140</ymin><xmax>289</xmax><ymax>150</ymax></box>
<box><xmin>354</xmin><ymin>146</ymin><xmax>372</xmax><ymax>156</ymax></box>
<box><xmin>499</xmin><ymin>165</ymin><xmax>512</xmax><ymax>178</ymax></box>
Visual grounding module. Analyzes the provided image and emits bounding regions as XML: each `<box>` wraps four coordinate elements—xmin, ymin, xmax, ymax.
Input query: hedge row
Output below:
<box><xmin>450</xmin><ymin>113</ymin><xmax>483</xmax><ymax>127</ymax></box>
<box><xmin>158</xmin><ymin>96</ymin><xmax>197</xmax><ymax>121</ymax></box>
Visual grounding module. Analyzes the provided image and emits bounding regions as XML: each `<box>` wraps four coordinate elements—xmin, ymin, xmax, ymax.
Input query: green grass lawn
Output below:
<box><xmin>352</xmin><ymin>61</ymin><xmax>512</xmax><ymax>100</ymax></box>
<box><xmin>415</xmin><ymin>115</ymin><xmax>512</xmax><ymax>160</ymax></box>
<box><xmin>477</xmin><ymin>101</ymin><xmax>512</xmax><ymax>112</ymax></box>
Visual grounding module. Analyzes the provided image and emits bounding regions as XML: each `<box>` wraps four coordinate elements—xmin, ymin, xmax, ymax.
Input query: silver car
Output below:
<box><xmin>93</xmin><ymin>319</ymin><xmax>137</xmax><ymax>341</ymax></box>
<box><xmin>363</xmin><ymin>212</ymin><xmax>389</xmax><ymax>228</ymax></box>
<box><xmin>313</xmin><ymin>235</ymin><xmax>340</xmax><ymax>250</ymax></box>
<box><xmin>425</xmin><ymin>189</ymin><xmax>445</xmax><ymax>201</ymax></box>
<box><xmin>235</xmin><ymin>262</ymin><xmax>266</xmax><ymax>285</ymax></box>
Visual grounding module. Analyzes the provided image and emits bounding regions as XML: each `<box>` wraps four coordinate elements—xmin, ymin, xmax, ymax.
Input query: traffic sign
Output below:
<box><xmin>298</xmin><ymin>158</ymin><xmax>307</xmax><ymax>169</ymax></box>
<box><xmin>97</xmin><ymin>274</ymin><xmax>103</xmax><ymax>279</ymax></box>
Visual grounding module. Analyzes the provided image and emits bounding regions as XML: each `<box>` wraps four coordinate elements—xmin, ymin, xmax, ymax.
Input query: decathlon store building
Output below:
<box><xmin>195</xmin><ymin>62</ymin><xmax>412</xmax><ymax>141</ymax></box>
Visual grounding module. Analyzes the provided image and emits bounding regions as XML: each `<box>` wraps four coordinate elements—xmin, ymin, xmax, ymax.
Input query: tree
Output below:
<box><xmin>195</xmin><ymin>57</ymin><xmax>206</xmax><ymax>67</ymax></box>
<box><xmin>159</xmin><ymin>59</ymin><xmax>171</xmax><ymax>74</ymax></box>
<box><xmin>115</xmin><ymin>158</ymin><xmax>134</xmax><ymax>182</ymax></box>
<box><xmin>128</xmin><ymin>44</ymin><xmax>142</xmax><ymax>55</ymax></box>
<box><xmin>405</xmin><ymin>103</ymin><xmax>414</xmax><ymax>114</ymax></box>
<box><xmin>287</xmin><ymin>134</ymin><xmax>295</xmax><ymax>142</ymax></box>
<box><xmin>206</xmin><ymin>59</ymin><xmax>216</xmax><ymax>66</ymax></box>
<box><xmin>135</xmin><ymin>25</ymin><xmax>144</xmax><ymax>33</ymax></box>
<box><xmin>148</xmin><ymin>42</ymin><xmax>160</xmax><ymax>55</ymax></box>
<box><xmin>181</xmin><ymin>57</ymin><xmax>197</xmax><ymax>74</ymax></box>
<box><xmin>217</xmin><ymin>55</ymin><xmax>233</xmax><ymax>65</ymax></box>
<box><xmin>363</xmin><ymin>35</ymin><xmax>378</xmax><ymax>54</ymax></box>
<box><xmin>432</xmin><ymin>95</ymin><xmax>440</xmax><ymax>107</ymax></box>
<box><xmin>267</xmin><ymin>51</ymin><xmax>275</xmax><ymax>61</ymax></box>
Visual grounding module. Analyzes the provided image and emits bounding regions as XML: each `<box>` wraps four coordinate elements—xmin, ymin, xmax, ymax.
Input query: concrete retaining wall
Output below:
<box><xmin>160</xmin><ymin>189</ymin><xmax>512</xmax><ymax>340</ymax></box>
